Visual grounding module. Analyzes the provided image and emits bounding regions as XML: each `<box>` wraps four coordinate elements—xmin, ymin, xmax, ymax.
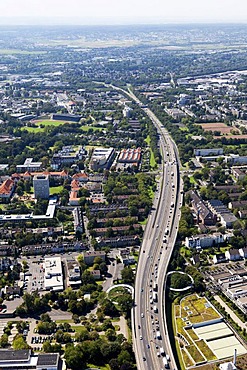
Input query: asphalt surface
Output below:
<box><xmin>118</xmin><ymin>88</ymin><xmax>182</xmax><ymax>370</ymax></box>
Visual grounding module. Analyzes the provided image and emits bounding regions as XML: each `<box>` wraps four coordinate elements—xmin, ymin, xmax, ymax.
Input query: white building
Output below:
<box><xmin>44</xmin><ymin>257</ymin><xmax>63</xmax><ymax>291</ymax></box>
<box><xmin>16</xmin><ymin>158</ymin><xmax>42</xmax><ymax>172</ymax></box>
<box><xmin>185</xmin><ymin>233</ymin><xmax>231</xmax><ymax>249</ymax></box>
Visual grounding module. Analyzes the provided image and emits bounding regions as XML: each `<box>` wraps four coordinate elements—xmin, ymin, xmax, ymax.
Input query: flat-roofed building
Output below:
<box><xmin>33</xmin><ymin>174</ymin><xmax>49</xmax><ymax>199</ymax></box>
<box><xmin>227</xmin><ymin>283</ymin><xmax>247</xmax><ymax>298</ymax></box>
<box><xmin>194</xmin><ymin>148</ymin><xmax>223</xmax><ymax>156</ymax></box>
<box><xmin>44</xmin><ymin>257</ymin><xmax>63</xmax><ymax>291</ymax></box>
<box><xmin>66</xmin><ymin>257</ymin><xmax>81</xmax><ymax>288</ymax></box>
<box><xmin>16</xmin><ymin>158</ymin><xmax>42</xmax><ymax>172</ymax></box>
<box><xmin>89</xmin><ymin>147</ymin><xmax>115</xmax><ymax>171</ymax></box>
<box><xmin>0</xmin><ymin>350</ymin><xmax>61</xmax><ymax>370</ymax></box>
<box><xmin>83</xmin><ymin>251</ymin><xmax>106</xmax><ymax>265</ymax></box>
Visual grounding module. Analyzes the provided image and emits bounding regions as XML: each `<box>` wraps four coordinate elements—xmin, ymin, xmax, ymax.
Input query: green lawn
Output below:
<box><xmin>87</xmin><ymin>364</ymin><xmax>110</xmax><ymax>370</ymax></box>
<box><xmin>21</xmin><ymin>126</ymin><xmax>45</xmax><ymax>133</ymax></box>
<box><xmin>71</xmin><ymin>326</ymin><xmax>85</xmax><ymax>333</ymax></box>
<box><xmin>49</xmin><ymin>186</ymin><xmax>64</xmax><ymax>195</ymax></box>
<box><xmin>145</xmin><ymin>135</ymin><xmax>157</xmax><ymax>169</ymax></box>
<box><xmin>80</xmin><ymin>125</ymin><xmax>104</xmax><ymax>132</ymax></box>
<box><xmin>21</xmin><ymin>119</ymin><xmax>74</xmax><ymax>133</ymax></box>
<box><xmin>56</xmin><ymin>320</ymin><xmax>73</xmax><ymax>324</ymax></box>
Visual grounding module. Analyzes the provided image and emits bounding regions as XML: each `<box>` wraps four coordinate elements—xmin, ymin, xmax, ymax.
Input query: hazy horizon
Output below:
<box><xmin>0</xmin><ymin>0</ymin><xmax>247</xmax><ymax>25</ymax></box>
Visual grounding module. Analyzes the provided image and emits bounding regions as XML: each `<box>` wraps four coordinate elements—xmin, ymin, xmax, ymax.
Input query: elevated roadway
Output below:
<box><xmin>100</xmin><ymin>82</ymin><xmax>182</xmax><ymax>370</ymax></box>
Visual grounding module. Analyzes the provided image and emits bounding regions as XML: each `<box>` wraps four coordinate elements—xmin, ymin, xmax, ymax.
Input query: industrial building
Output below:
<box><xmin>89</xmin><ymin>147</ymin><xmax>115</xmax><ymax>171</ymax></box>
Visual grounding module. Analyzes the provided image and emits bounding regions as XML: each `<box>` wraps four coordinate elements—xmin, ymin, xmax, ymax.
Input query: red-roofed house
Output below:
<box><xmin>72</xmin><ymin>172</ymin><xmax>89</xmax><ymax>183</ymax></box>
<box><xmin>0</xmin><ymin>179</ymin><xmax>15</xmax><ymax>201</ymax></box>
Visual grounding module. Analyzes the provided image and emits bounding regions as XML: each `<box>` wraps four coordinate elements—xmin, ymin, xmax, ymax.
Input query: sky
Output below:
<box><xmin>0</xmin><ymin>0</ymin><xmax>247</xmax><ymax>25</ymax></box>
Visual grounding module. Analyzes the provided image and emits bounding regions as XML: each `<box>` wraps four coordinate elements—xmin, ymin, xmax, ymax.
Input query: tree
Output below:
<box><xmin>0</xmin><ymin>334</ymin><xmax>9</xmax><ymax>348</ymax></box>
<box><xmin>121</xmin><ymin>267</ymin><xmax>134</xmax><ymax>284</ymax></box>
<box><xmin>117</xmin><ymin>293</ymin><xmax>133</xmax><ymax>314</ymax></box>
<box><xmin>64</xmin><ymin>345</ymin><xmax>87</xmax><ymax>370</ymax></box>
<box><xmin>12</xmin><ymin>335</ymin><xmax>30</xmax><ymax>350</ymax></box>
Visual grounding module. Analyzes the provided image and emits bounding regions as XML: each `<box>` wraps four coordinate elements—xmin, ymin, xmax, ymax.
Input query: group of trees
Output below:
<box><xmin>64</xmin><ymin>337</ymin><xmax>135</xmax><ymax>370</ymax></box>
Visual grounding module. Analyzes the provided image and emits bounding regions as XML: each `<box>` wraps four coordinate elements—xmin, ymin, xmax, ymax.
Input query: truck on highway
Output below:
<box><xmin>156</xmin><ymin>331</ymin><xmax>161</xmax><ymax>339</ymax></box>
<box><xmin>153</xmin><ymin>292</ymin><xmax>158</xmax><ymax>302</ymax></box>
<box><xmin>164</xmin><ymin>228</ymin><xmax>169</xmax><ymax>236</ymax></box>
<box><xmin>153</xmin><ymin>282</ymin><xmax>158</xmax><ymax>291</ymax></box>
<box><xmin>160</xmin><ymin>347</ymin><xmax>165</xmax><ymax>356</ymax></box>
<box><xmin>154</xmin><ymin>305</ymin><xmax>158</xmax><ymax>313</ymax></box>
<box><xmin>163</xmin><ymin>357</ymin><xmax>169</xmax><ymax>368</ymax></box>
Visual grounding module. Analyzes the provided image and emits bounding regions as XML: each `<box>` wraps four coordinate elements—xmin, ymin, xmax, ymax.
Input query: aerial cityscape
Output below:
<box><xmin>1</xmin><ymin>1</ymin><xmax>247</xmax><ymax>370</ymax></box>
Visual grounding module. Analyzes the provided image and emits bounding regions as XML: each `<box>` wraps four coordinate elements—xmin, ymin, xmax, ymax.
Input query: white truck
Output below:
<box><xmin>156</xmin><ymin>331</ymin><xmax>161</xmax><ymax>339</ymax></box>
<box><xmin>160</xmin><ymin>347</ymin><xmax>165</xmax><ymax>356</ymax></box>
<box><xmin>153</xmin><ymin>291</ymin><xmax>158</xmax><ymax>302</ymax></box>
<box><xmin>163</xmin><ymin>357</ymin><xmax>169</xmax><ymax>368</ymax></box>
<box><xmin>154</xmin><ymin>305</ymin><xmax>158</xmax><ymax>313</ymax></box>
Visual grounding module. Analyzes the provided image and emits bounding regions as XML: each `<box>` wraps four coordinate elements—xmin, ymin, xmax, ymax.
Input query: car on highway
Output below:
<box><xmin>141</xmin><ymin>313</ymin><xmax>144</xmax><ymax>318</ymax></box>
<box><xmin>140</xmin><ymin>335</ymin><xmax>143</xmax><ymax>340</ymax></box>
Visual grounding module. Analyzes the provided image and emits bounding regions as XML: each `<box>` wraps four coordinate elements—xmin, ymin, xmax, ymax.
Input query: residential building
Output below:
<box><xmin>66</xmin><ymin>258</ymin><xmax>81</xmax><ymax>288</ymax></box>
<box><xmin>239</xmin><ymin>247</ymin><xmax>247</xmax><ymax>259</ymax></box>
<box><xmin>207</xmin><ymin>199</ymin><xmax>237</xmax><ymax>228</ymax></box>
<box><xmin>72</xmin><ymin>207</ymin><xmax>83</xmax><ymax>232</ymax></box>
<box><xmin>0</xmin><ymin>178</ymin><xmax>15</xmax><ymax>201</ymax></box>
<box><xmin>189</xmin><ymin>190</ymin><xmax>216</xmax><ymax>225</ymax></box>
<box><xmin>185</xmin><ymin>232</ymin><xmax>231</xmax><ymax>249</ymax></box>
<box><xmin>118</xmin><ymin>249</ymin><xmax>136</xmax><ymax>265</ymax></box>
<box><xmin>33</xmin><ymin>175</ymin><xmax>50</xmax><ymax>199</ymax></box>
<box><xmin>213</xmin><ymin>253</ymin><xmax>228</xmax><ymax>264</ymax></box>
<box><xmin>83</xmin><ymin>251</ymin><xmax>106</xmax><ymax>265</ymax></box>
<box><xmin>97</xmin><ymin>235</ymin><xmax>140</xmax><ymax>248</ymax></box>
<box><xmin>231</xmin><ymin>167</ymin><xmax>246</xmax><ymax>181</ymax></box>
<box><xmin>51</xmin><ymin>146</ymin><xmax>85</xmax><ymax>170</ymax></box>
<box><xmin>225</xmin><ymin>248</ymin><xmax>241</xmax><ymax>261</ymax></box>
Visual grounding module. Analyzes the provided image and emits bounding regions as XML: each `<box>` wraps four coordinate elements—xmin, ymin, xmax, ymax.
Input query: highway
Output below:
<box><xmin>124</xmin><ymin>89</ymin><xmax>182</xmax><ymax>370</ymax></box>
<box><xmin>98</xmin><ymin>82</ymin><xmax>182</xmax><ymax>370</ymax></box>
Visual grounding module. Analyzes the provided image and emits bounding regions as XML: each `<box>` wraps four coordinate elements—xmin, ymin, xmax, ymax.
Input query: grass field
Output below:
<box><xmin>80</xmin><ymin>125</ymin><xmax>104</xmax><ymax>132</ymax></box>
<box><xmin>21</xmin><ymin>119</ymin><xmax>75</xmax><ymax>133</ymax></box>
<box><xmin>49</xmin><ymin>186</ymin><xmax>64</xmax><ymax>195</ymax></box>
<box><xmin>0</xmin><ymin>49</ymin><xmax>47</xmax><ymax>55</ymax></box>
<box><xmin>145</xmin><ymin>135</ymin><xmax>157</xmax><ymax>169</ymax></box>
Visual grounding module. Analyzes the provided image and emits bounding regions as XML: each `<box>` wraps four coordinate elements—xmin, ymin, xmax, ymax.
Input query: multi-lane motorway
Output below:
<box><xmin>100</xmin><ymin>82</ymin><xmax>182</xmax><ymax>369</ymax></box>
<box><xmin>125</xmin><ymin>91</ymin><xmax>183</xmax><ymax>370</ymax></box>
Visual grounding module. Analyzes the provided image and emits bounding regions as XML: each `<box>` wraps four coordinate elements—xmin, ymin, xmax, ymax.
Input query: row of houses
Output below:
<box><xmin>213</xmin><ymin>247</ymin><xmax>247</xmax><ymax>264</ymax></box>
<box><xmin>185</xmin><ymin>232</ymin><xmax>232</xmax><ymax>249</ymax></box>
<box><xmin>188</xmin><ymin>190</ymin><xmax>237</xmax><ymax>228</ymax></box>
